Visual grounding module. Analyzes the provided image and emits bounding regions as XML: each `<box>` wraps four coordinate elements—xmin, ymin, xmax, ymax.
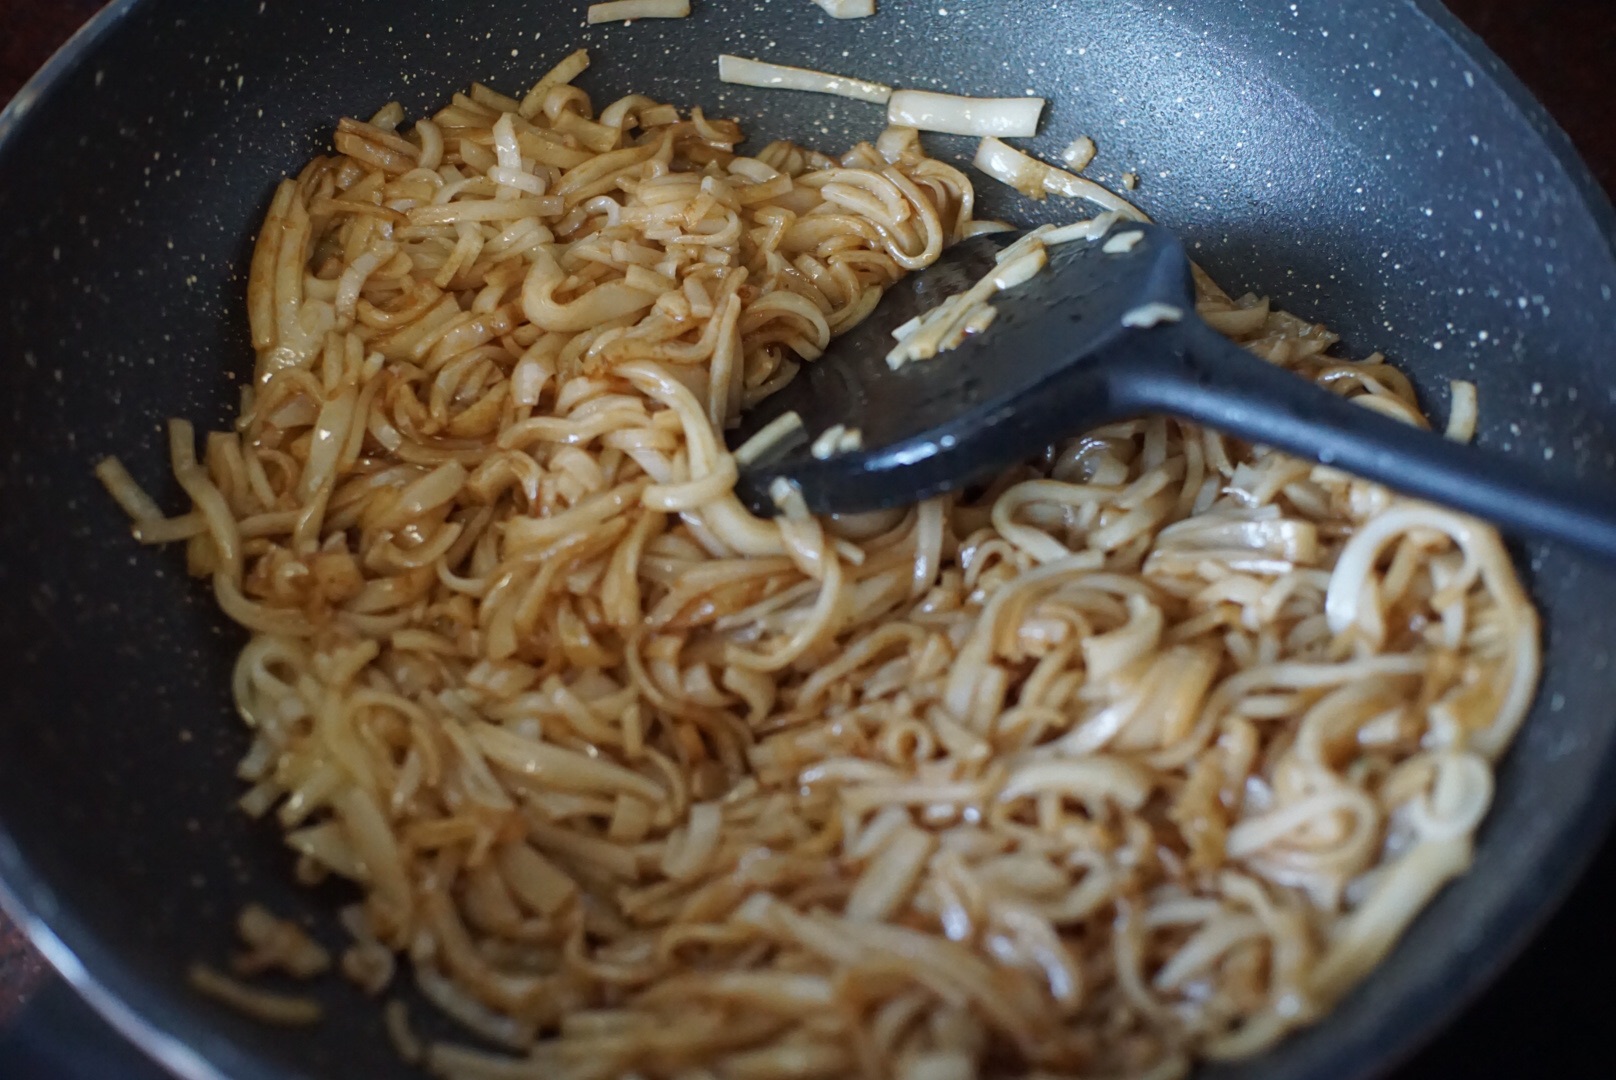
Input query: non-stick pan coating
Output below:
<box><xmin>2</xmin><ymin>2</ymin><xmax>1614</xmax><ymax>1078</ymax></box>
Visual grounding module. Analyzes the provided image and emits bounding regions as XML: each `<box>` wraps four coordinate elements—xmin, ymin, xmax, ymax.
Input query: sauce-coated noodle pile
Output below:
<box><xmin>101</xmin><ymin>65</ymin><xmax>1539</xmax><ymax>1080</ymax></box>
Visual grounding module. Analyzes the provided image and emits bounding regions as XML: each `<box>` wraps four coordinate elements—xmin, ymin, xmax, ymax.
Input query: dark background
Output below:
<box><xmin>2</xmin><ymin>0</ymin><xmax>1614</xmax><ymax>1077</ymax></box>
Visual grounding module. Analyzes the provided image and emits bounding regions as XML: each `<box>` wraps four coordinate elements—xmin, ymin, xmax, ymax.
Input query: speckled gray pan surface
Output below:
<box><xmin>1</xmin><ymin>2</ymin><xmax>1614</xmax><ymax>1079</ymax></box>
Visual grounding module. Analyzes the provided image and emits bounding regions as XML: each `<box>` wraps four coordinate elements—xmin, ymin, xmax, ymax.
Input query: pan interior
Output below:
<box><xmin>1</xmin><ymin>2</ymin><xmax>1614</xmax><ymax>1079</ymax></box>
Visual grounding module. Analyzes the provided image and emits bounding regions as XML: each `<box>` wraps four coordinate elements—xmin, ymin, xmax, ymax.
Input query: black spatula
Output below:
<box><xmin>730</xmin><ymin>222</ymin><xmax>1616</xmax><ymax>559</ymax></box>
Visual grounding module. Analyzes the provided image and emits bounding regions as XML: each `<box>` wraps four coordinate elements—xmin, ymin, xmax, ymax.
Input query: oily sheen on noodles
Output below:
<box><xmin>98</xmin><ymin>57</ymin><xmax>1539</xmax><ymax>1080</ymax></box>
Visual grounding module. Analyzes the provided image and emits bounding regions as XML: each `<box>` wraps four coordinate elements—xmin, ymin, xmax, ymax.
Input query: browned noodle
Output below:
<box><xmin>99</xmin><ymin>55</ymin><xmax>1538</xmax><ymax>1080</ymax></box>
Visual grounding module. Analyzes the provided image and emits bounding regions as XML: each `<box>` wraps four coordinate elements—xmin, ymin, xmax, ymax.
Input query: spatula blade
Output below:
<box><xmin>730</xmin><ymin>222</ymin><xmax>1195</xmax><ymax>516</ymax></box>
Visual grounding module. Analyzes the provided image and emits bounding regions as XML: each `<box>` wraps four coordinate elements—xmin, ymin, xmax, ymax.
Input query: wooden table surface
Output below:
<box><xmin>2</xmin><ymin>0</ymin><xmax>1615</xmax><ymax>1072</ymax></box>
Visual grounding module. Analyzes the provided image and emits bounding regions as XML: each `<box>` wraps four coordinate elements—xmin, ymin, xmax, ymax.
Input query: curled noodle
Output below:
<box><xmin>100</xmin><ymin>61</ymin><xmax>1540</xmax><ymax>1080</ymax></box>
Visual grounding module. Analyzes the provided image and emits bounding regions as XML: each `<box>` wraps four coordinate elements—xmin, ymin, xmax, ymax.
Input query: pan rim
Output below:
<box><xmin>1274</xmin><ymin>6</ymin><xmax>1616</xmax><ymax>1080</ymax></box>
<box><xmin>1</xmin><ymin>7</ymin><xmax>321</xmax><ymax>1075</ymax></box>
<box><xmin>1408</xmin><ymin>0</ymin><xmax>1616</xmax><ymax>243</ymax></box>
<box><xmin>0</xmin><ymin>3</ymin><xmax>1613</xmax><ymax>1080</ymax></box>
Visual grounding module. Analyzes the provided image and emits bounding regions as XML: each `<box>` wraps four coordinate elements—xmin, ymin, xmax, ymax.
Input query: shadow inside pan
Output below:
<box><xmin>1</xmin><ymin>2</ymin><xmax>1615</xmax><ymax>1078</ymax></box>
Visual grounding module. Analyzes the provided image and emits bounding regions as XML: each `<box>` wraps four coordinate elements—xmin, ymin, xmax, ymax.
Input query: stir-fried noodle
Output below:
<box><xmin>100</xmin><ymin>61</ymin><xmax>1538</xmax><ymax>1080</ymax></box>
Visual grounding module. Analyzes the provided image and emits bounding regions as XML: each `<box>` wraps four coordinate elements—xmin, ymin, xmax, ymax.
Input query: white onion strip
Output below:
<box><xmin>1061</xmin><ymin>135</ymin><xmax>1097</xmax><ymax>171</ymax></box>
<box><xmin>812</xmin><ymin>0</ymin><xmax>876</xmax><ymax>17</ymax></box>
<box><xmin>733</xmin><ymin>410</ymin><xmax>806</xmax><ymax>466</ymax></box>
<box><xmin>587</xmin><ymin>0</ymin><xmax>690</xmax><ymax>23</ymax></box>
<box><xmin>1103</xmin><ymin>230</ymin><xmax>1145</xmax><ymax>254</ymax></box>
<box><xmin>1043</xmin><ymin>211</ymin><xmax>1122</xmax><ymax>245</ymax></box>
<box><xmin>887</xmin><ymin>90</ymin><xmax>1045</xmax><ymax>139</ymax></box>
<box><xmin>719</xmin><ymin>55</ymin><xmax>893</xmax><ymax>105</ymax></box>
<box><xmin>1446</xmin><ymin>380</ymin><xmax>1478</xmax><ymax>443</ymax></box>
<box><xmin>1121</xmin><ymin>303</ymin><xmax>1184</xmax><ymax>329</ymax></box>
<box><xmin>974</xmin><ymin>137</ymin><xmax>1148</xmax><ymax>220</ymax></box>
<box><xmin>811</xmin><ymin>424</ymin><xmax>849</xmax><ymax>460</ymax></box>
<box><xmin>887</xmin><ymin>229</ymin><xmax>1053</xmax><ymax>370</ymax></box>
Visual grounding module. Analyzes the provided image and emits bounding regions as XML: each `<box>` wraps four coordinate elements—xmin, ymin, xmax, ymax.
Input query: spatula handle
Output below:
<box><xmin>1122</xmin><ymin>318</ymin><xmax>1616</xmax><ymax>559</ymax></box>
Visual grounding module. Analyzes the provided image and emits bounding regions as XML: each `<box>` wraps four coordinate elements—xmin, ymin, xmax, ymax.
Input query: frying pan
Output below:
<box><xmin>1</xmin><ymin>1</ymin><xmax>1613</xmax><ymax>1078</ymax></box>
